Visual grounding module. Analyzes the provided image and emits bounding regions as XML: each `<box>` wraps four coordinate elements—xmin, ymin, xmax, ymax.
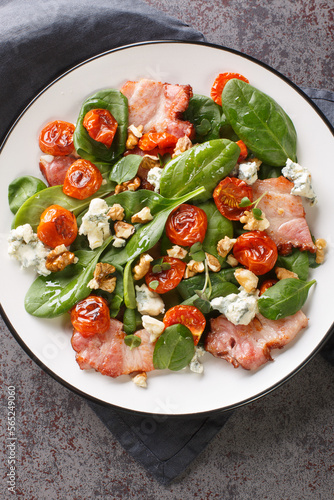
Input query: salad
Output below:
<box><xmin>7</xmin><ymin>72</ymin><xmax>326</xmax><ymax>388</ymax></box>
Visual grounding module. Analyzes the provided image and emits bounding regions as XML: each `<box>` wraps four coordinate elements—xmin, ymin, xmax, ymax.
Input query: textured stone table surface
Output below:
<box><xmin>1</xmin><ymin>1</ymin><xmax>333</xmax><ymax>499</ymax></box>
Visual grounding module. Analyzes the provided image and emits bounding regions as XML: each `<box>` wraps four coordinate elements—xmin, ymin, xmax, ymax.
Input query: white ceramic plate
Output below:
<box><xmin>0</xmin><ymin>41</ymin><xmax>333</xmax><ymax>415</ymax></box>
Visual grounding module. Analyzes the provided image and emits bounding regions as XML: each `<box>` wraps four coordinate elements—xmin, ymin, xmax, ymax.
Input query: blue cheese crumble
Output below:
<box><xmin>210</xmin><ymin>287</ymin><xmax>259</xmax><ymax>326</ymax></box>
<box><xmin>282</xmin><ymin>158</ymin><xmax>317</xmax><ymax>205</ymax></box>
<box><xmin>147</xmin><ymin>166</ymin><xmax>163</xmax><ymax>193</ymax></box>
<box><xmin>79</xmin><ymin>198</ymin><xmax>111</xmax><ymax>250</ymax></box>
<box><xmin>8</xmin><ymin>224</ymin><xmax>50</xmax><ymax>276</ymax></box>
<box><xmin>238</xmin><ymin>158</ymin><xmax>262</xmax><ymax>185</ymax></box>
<box><xmin>189</xmin><ymin>346</ymin><xmax>205</xmax><ymax>374</ymax></box>
<box><xmin>135</xmin><ymin>284</ymin><xmax>165</xmax><ymax>316</ymax></box>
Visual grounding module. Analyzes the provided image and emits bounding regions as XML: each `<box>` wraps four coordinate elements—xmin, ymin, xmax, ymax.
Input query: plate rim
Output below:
<box><xmin>1</xmin><ymin>39</ymin><xmax>333</xmax><ymax>416</ymax></box>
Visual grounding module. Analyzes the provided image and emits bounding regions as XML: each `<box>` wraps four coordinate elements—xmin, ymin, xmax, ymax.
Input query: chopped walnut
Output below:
<box><xmin>217</xmin><ymin>236</ymin><xmax>237</xmax><ymax>258</ymax></box>
<box><xmin>205</xmin><ymin>253</ymin><xmax>221</xmax><ymax>272</ymax></box>
<box><xmin>126</xmin><ymin>124</ymin><xmax>143</xmax><ymax>149</ymax></box>
<box><xmin>167</xmin><ymin>245</ymin><xmax>188</xmax><ymax>259</ymax></box>
<box><xmin>131</xmin><ymin>206</ymin><xmax>153</xmax><ymax>224</ymax></box>
<box><xmin>88</xmin><ymin>262</ymin><xmax>117</xmax><ymax>293</ymax></box>
<box><xmin>107</xmin><ymin>203</ymin><xmax>125</xmax><ymax>221</ymax></box>
<box><xmin>45</xmin><ymin>244</ymin><xmax>78</xmax><ymax>272</ymax></box>
<box><xmin>140</xmin><ymin>155</ymin><xmax>161</xmax><ymax>170</ymax></box>
<box><xmin>114</xmin><ymin>176</ymin><xmax>141</xmax><ymax>194</ymax></box>
<box><xmin>133</xmin><ymin>253</ymin><xmax>154</xmax><ymax>280</ymax></box>
<box><xmin>114</xmin><ymin>221</ymin><xmax>135</xmax><ymax>239</ymax></box>
<box><xmin>315</xmin><ymin>238</ymin><xmax>327</xmax><ymax>264</ymax></box>
<box><xmin>240</xmin><ymin>210</ymin><xmax>270</xmax><ymax>231</ymax></box>
<box><xmin>132</xmin><ymin>372</ymin><xmax>147</xmax><ymax>388</ymax></box>
<box><xmin>172</xmin><ymin>135</ymin><xmax>193</xmax><ymax>157</ymax></box>
<box><xmin>185</xmin><ymin>260</ymin><xmax>205</xmax><ymax>278</ymax></box>
<box><xmin>234</xmin><ymin>268</ymin><xmax>259</xmax><ymax>293</ymax></box>
<box><xmin>227</xmin><ymin>254</ymin><xmax>239</xmax><ymax>267</ymax></box>
<box><xmin>275</xmin><ymin>267</ymin><xmax>299</xmax><ymax>280</ymax></box>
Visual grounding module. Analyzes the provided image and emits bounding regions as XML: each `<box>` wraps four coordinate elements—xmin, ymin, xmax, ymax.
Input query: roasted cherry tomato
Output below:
<box><xmin>259</xmin><ymin>279</ymin><xmax>278</xmax><ymax>296</ymax></box>
<box><xmin>37</xmin><ymin>204</ymin><xmax>78</xmax><ymax>248</ymax></box>
<box><xmin>163</xmin><ymin>305</ymin><xmax>206</xmax><ymax>345</ymax></box>
<box><xmin>39</xmin><ymin>120</ymin><xmax>75</xmax><ymax>156</ymax></box>
<box><xmin>210</xmin><ymin>72</ymin><xmax>249</xmax><ymax>106</ymax></box>
<box><xmin>213</xmin><ymin>177</ymin><xmax>253</xmax><ymax>221</ymax></box>
<box><xmin>145</xmin><ymin>256</ymin><xmax>186</xmax><ymax>294</ymax></box>
<box><xmin>138</xmin><ymin>132</ymin><xmax>178</xmax><ymax>152</ymax></box>
<box><xmin>83</xmin><ymin>108</ymin><xmax>118</xmax><ymax>148</ymax></box>
<box><xmin>236</xmin><ymin>140</ymin><xmax>248</xmax><ymax>163</ymax></box>
<box><xmin>63</xmin><ymin>159</ymin><xmax>103</xmax><ymax>200</ymax></box>
<box><xmin>70</xmin><ymin>295</ymin><xmax>110</xmax><ymax>336</ymax></box>
<box><xmin>233</xmin><ymin>231</ymin><xmax>278</xmax><ymax>276</ymax></box>
<box><xmin>166</xmin><ymin>203</ymin><xmax>208</xmax><ymax>246</ymax></box>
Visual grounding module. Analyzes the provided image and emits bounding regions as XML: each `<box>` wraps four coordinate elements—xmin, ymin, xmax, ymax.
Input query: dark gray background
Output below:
<box><xmin>1</xmin><ymin>0</ymin><xmax>333</xmax><ymax>498</ymax></box>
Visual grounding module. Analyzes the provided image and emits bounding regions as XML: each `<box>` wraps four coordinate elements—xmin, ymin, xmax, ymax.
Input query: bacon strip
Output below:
<box><xmin>121</xmin><ymin>78</ymin><xmax>194</xmax><ymax>139</ymax></box>
<box><xmin>252</xmin><ymin>176</ymin><xmax>316</xmax><ymax>255</ymax></box>
<box><xmin>39</xmin><ymin>154</ymin><xmax>77</xmax><ymax>186</ymax></box>
<box><xmin>71</xmin><ymin>319</ymin><xmax>154</xmax><ymax>377</ymax></box>
<box><xmin>205</xmin><ymin>311</ymin><xmax>308</xmax><ymax>370</ymax></box>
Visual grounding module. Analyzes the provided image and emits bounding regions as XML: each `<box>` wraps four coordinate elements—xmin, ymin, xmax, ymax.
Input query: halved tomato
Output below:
<box><xmin>233</xmin><ymin>231</ymin><xmax>278</xmax><ymax>275</ymax></box>
<box><xmin>213</xmin><ymin>177</ymin><xmax>253</xmax><ymax>221</ymax></box>
<box><xmin>166</xmin><ymin>203</ymin><xmax>208</xmax><ymax>246</ymax></box>
<box><xmin>163</xmin><ymin>305</ymin><xmax>206</xmax><ymax>345</ymax></box>
<box><xmin>210</xmin><ymin>72</ymin><xmax>249</xmax><ymax>106</ymax></box>
<box><xmin>83</xmin><ymin>108</ymin><xmax>118</xmax><ymax>148</ymax></box>
<box><xmin>70</xmin><ymin>296</ymin><xmax>110</xmax><ymax>337</ymax></box>
<box><xmin>145</xmin><ymin>256</ymin><xmax>186</xmax><ymax>294</ymax></box>
<box><xmin>39</xmin><ymin>120</ymin><xmax>75</xmax><ymax>156</ymax></box>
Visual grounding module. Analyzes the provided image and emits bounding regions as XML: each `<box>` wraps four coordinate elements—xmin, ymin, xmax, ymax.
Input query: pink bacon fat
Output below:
<box><xmin>205</xmin><ymin>311</ymin><xmax>308</xmax><ymax>370</ymax></box>
<box><xmin>252</xmin><ymin>176</ymin><xmax>316</xmax><ymax>255</ymax></box>
<box><xmin>120</xmin><ymin>78</ymin><xmax>195</xmax><ymax>139</ymax></box>
<box><xmin>71</xmin><ymin>319</ymin><xmax>154</xmax><ymax>378</ymax></box>
<box><xmin>39</xmin><ymin>154</ymin><xmax>77</xmax><ymax>186</ymax></box>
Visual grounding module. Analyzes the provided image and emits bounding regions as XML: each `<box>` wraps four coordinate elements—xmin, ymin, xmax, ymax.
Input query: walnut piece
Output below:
<box><xmin>172</xmin><ymin>135</ymin><xmax>193</xmax><ymax>157</ymax></box>
<box><xmin>45</xmin><ymin>244</ymin><xmax>78</xmax><ymax>272</ymax></box>
<box><xmin>217</xmin><ymin>236</ymin><xmax>237</xmax><ymax>258</ymax></box>
<box><xmin>167</xmin><ymin>245</ymin><xmax>188</xmax><ymax>259</ymax></box>
<box><xmin>131</xmin><ymin>206</ymin><xmax>153</xmax><ymax>224</ymax></box>
<box><xmin>185</xmin><ymin>259</ymin><xmax>205</xmax><ymax>278</ymax></box>
<box><xmin>114</xmin><ymin>176</ymin><xmax>141</xmax><ymax>194</ymax></box>
<box><xmin>88</xmin><ymin>262</ymin><xmax>117</xmax><ymax>293</ymax></box>
<box><xmin>140</xmin><ymin>155</ymin><xmax>161</xmax><ymax>170</ymax></box>
<box><xmin>234</xmin><ymin>268</ymin><xmax>258</xmax><ymax>293</ymax></box>
<box><xmin>126</xmin><ymin>124</ymin><xmax>143</xmax><ymax>150</ymax></box>
<box><xmin>133</xmin><ymin>253</ymin><xmax>154</xmax><ymax>280</ymax></box>
<box><xmin>240</xmin><ymin>210</ymin><xmax>270</xmax><ymax>231</ymax></box>
<box><xmin>107</xmin><ymin>203</ymin><xmax>125</xmax><ymax>221</ymax></box>
<box><xmin>114</xmin><ymin>221</ymin><xmax>135</xmax><ymax>239</ymax></box>
<box><xmin>132</xmin><ymin>372</ymin><xmax>147</xmax><ymax>388</ymax></box>
<box><xmin>205</xmin><ymin>253</ymin><xmax>221</xmax><ymax>272</ymax></box>
<box><xmin>275</xmin><ymin>267</ymin><xmax>299</xmax><ymax>280</ymax></box>
<box><xmin>315</xmin><ymin>238</ymin><xmax>327</xmax><ymax>264</ymax></box>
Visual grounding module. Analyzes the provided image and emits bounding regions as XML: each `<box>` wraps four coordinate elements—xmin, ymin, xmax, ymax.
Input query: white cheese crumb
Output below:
<box><xmin>282</xmin><ymin>158</ymin><xmax>317</xmax><ymax>204</ymax></box>
<box><xmin>8</xmin><ymin>224</ymin><xmax>50</xmax><ymax>276</ymax></box>
<box><xmin>147</xmin><ymin>166</ymin><xmax>163</xmax><ymax>192</ymax></box>
<box><xmin>189</xmin><ymin>346</ymin><xmax>205</xmax><ymax>374</ymax></box>
<box><xmin>112</xmin><ymin>236</ymin><xmax>126</xmax><ymax>248</ymax></box>
<box><xmin>79</xmin><ymin>198</ymin><xmax>111</xmax><ymax>250</ymax></box>
<box><xmin>135</xmin><ymin>284</ymin><xmax>165</xmax><ymax>316</ymax></box>
<box><xmin>141</xmin><ymin>315</ymin><xmax>165</xmax><ymax>343</ymax></box>
<box><xmin>238</xmin><ymin>158</ymin><xmax>261</xmax><ymax>185</ymax></box>
<box><xmin>210</xmin><ymin>287</ymin><xmax>259</xmax><ymax>326</ymax></box>
<box><xmin>132</xmin><ymin>372</ymin><xmax>147</xmax><ymax>388</ymax></box>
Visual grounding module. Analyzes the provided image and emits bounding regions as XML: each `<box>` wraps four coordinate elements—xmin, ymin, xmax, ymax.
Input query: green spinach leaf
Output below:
<box><xmin>153</xmin><ymin>324</ymin><xmax>195</xmax><ymax>371</ymax></box>
<box><xmin>178</xmin><ymin>268</ymin><xmax>240</xmax><ymax>301</ymax></box>
<box><xmin>276</xmin><ymin>249</ymin><xmax>309</xmax><ymax>281</ymax></box>
<box><xmin>109</xmin><ymin>155</ymin><xmax>142</xmax><ymax>185</ymax></box>
<box><xmin>258</xmin><ymin>278</ymin><xmax>316</xmax><ymax>320</ymax></box>
<box><xmin>159</xmin><ymin>139</ymin><xmax>240</xmax><ymax>202</ymax></box>
<box><xmin>197</xmin><ymin>200</ymin><xmax>233</xmax><ymax>261</ymax></box>
<box><xmin>73</xmin><ymin>89</ymin><xmax>128</xmax><ymax>164</ymax></box>
<box><xmin>8</xmin><ymin>176</ymin><xmax>47</xmax><ymax>214</ymax></box>
<box><xmin>222</xmin><ymin>79</ymin><xmax>297</xmax><ymax>166</ymax></box>
<box><xmin>183</xmin><ymin>94</ymin><xmax>223</xmax><ymax>142</ymax></box>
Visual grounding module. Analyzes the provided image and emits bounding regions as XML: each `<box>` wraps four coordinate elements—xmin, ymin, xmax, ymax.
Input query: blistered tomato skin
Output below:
<box><xmin>63</xmin><ymin>159</ymin><xmax>103</xmax><ymax>200</ymax></box>
<box><xmin>259</xmin><ymin>279</ymin><xmax>279</xmax><ymax>296</ymax></box>
<box><xmin>145</xmin><ymin>256</ymin><xmax>186</xmax><ymax>294</ymax></box>
<box><xmin>213</xmin><ymin>177</ymin><xmax>253</xmax><ymax>221</ymax></box>
<box><xmin>39</xmin><ymin>120</ymin><xmax>75</xmax><ymax>156</ymax></box>
<box><xmin>166</xmin><ymin>204</ymin><xmax>208</xmax><ymax>246</ymax></box>
<box><xmin>37</xmin><ymin>204</ymin><xmax>78</xmax><ymax>248</ymax></box>
<box><xmin>71</xmin><ymin>296</ymin><xmax>110</xmax><ymax>337</ymax></box>
<box><xmin>233</xmin><ymin>231</ymin><xmax>278</xmax><ymax>276</ymax></box>
<box><xmin>163</xmin><ymin>305</ymin><xmax>206</xmax><ymax>345</ymax></box>
<box><xmin>83</xmin><ymin>108</ymin><xmax>118</xmax><ymax>148</ymax></box>
<box><xmin>210</xmin><ymin>72</ymin><xmax>249</xmax><ymax>106</ymax></box>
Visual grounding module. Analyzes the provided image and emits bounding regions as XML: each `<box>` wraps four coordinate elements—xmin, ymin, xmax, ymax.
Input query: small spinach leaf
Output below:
<box><xmin>153</xmin><ymin>324</ymin><xmax>194</xmax><ymax>371</ymax></box>
<box><xmin>197</xmin><ymin>200</ymin><xmax>233</xmax><ymax>261</ymax></box>
<box><xmin>276</xmin><ymin>249</ymin><xmax>309</xmax><ymax>281</ymax></box>
<box><xmin>222</xmin><ymin>79</ymin><xmax>297</xmax><ymax>166</ymax></box>
<box><xmin>258</xmin><ymin>278</ymin><xmax>316</xmax><ymax>320</ymax></box>
<box><xmin>183</xmin><ymin>94</ymin><xmax>223</xmax><ymax>142</ymax></box>
<box><xmin>8</xmin><ymin>176</ymin><xmax>47</xmax><ymax>214</ymax></box>
<box><xmin>178</xmin><ymin>268</ymin><xmax>240</xmax><ymax>301</ymax></box>
<box><xmin>124</xmin><ymin>334</ymin><xmax>141</xmax><ymax>350</ymax></box>
<box><xmin>109</xmin><ymin>155</ymin><xmax>142</xmax><ymax>185</ymax></box>
<box><xmin>73</xmin><ymin>89</ymin><xmax>128</xmax><ymax>164</ymax></box>
<box><xmin>159</xmin><ymin>139</ymin><xmax>240</xmax><ymax>202</ymax></box>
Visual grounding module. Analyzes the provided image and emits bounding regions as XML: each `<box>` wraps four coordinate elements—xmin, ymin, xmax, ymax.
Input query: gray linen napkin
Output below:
<box><xmin>0</xmin><ymin>0</ymin><xmax>333</xmax><ymax>486</ymax></box>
